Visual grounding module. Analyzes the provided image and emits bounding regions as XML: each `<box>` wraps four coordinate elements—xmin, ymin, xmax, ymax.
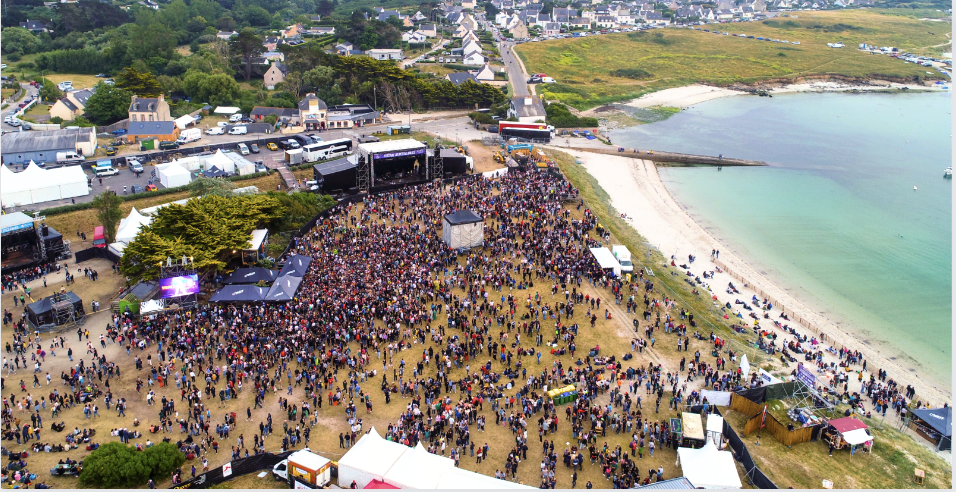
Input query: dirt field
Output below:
<box><xmin>1</xmin><ymin>184</ymin><xmax>709</xmax><ymax>490</ymax></box>
<box><xmin>3</xmin><ymin>144</ymin><xmax>946</xmax><ymax>490</ymax></box>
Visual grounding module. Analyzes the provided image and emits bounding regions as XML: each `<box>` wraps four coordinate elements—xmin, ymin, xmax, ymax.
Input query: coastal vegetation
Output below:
<box><xmin>515</xmin><ymin>10</ymin><xmax>950</xmax><ymax>109</ymax></box>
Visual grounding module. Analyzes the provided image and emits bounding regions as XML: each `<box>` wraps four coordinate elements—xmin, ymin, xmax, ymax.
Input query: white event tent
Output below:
<box><xmin>382</xmin><ymin>442</ymin><xmax>455</xmax><ymax>489</ymax></box>
<box><xmin>589</xmin><ymin>247</ymin><xmax>622</xmax><ymax>277</ymax></box>
<box><xmin>156</xmin><ymin>162</ymin><xmax>192</xmax><ymax>188</ymax></box>
<box><xmin>206</xmin><ymin>149</ymin><xmax>236</xmax><ymax>174</ymax></box>
<box><xmin>0</xmin><ymin>162</ymin><xmax>89</xmax><ymax>206</ymax></box>
<box><xmin>435</xmin><ymin>466</ymin><xmax>534</xmax><ymax>489</ymax></box>
<box><xmin>115</xmin><ymin>207</ymin><xmax>152</xmax><ymax>244</ymax></box>
<box><xmin>676</xmin><ymin>441</ymin><xmax>742</xmax><ymax>489</ymax></box>
<box><xmin>336</xmin><ymin>428</ymin><xmax>409</xmax><ymax>489</ymax></box>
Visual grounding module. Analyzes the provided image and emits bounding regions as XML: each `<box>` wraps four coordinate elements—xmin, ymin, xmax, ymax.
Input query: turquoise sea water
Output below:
<box><xmin>609</xmin><ymin>91</ymin><xmax>953</xmax><ymax>383</ymax></box>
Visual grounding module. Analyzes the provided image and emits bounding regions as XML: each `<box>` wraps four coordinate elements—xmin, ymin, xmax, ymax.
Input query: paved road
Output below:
<box><xmin>497</xmin><ymin>34</ymin><xmax>529</xmax><ymax>97</ymax></box>
<box><xmin>1</xmin><ymin>83</ymin><xmax>38</xmax><ymax>129</ymax></box>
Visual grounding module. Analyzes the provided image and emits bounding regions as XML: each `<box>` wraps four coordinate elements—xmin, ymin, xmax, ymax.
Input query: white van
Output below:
<box><xmin>57</xmin><ymin>81</ymin><xmax>73</xmax><ymax>91</ymax></box>
<box><xmin>238</xmin><ymin>143</ymin><xmax>250</xmax><ymax>155</ymax></box>
<box><xmin>229</xmin><ymin>114</ymin><xmax>242</xmax><ymax>123</ymax></box>
<box><xmin>56</xmin><ymin>151</ymin><xmax>83</xmax><ymax>163</ymax></box>
<box><xmin>228</xmin><ymin>126</ymin><xmax>247</xmax><ymax>135</ymax></box>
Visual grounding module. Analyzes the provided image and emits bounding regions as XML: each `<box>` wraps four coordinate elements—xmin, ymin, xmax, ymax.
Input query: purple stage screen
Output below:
<box><xmin>159</xmin><ymin>274</ymin><xmax>200</xmax><ymax>298</ymax></box>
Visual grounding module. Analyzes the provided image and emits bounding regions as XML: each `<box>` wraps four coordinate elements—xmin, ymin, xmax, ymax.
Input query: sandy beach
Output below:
<box><xmin>623</xmin><ymin>84</ymin><xmax>745</xmax><ymax>109</ymax></box>
<box><xmin>622</xmin><ymin>81</ymin><xmax>949</xmax><ymax>110</ymax></box>
<box><xmin>559</xmin><ymin>148</ymin><xmax>951</xmax><ymax>408</ymax></box>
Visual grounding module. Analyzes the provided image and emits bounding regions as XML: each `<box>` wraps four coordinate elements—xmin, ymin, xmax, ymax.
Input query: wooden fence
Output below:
<box><xmin>733</xmin><ymin>393</ymin><xmax>814</xmax><ymax>447</ymax></box>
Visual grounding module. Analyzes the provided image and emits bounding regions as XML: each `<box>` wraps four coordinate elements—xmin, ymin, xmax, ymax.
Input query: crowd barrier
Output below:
<box><xmin>171</xmin><ymin>450</ymin><xmax>294</xmax><ymax>489</ymax></box>
<box><xmin>74</xmin><ymin>246</ymin><xmax>121</xmax><ymax>264</ymax></box>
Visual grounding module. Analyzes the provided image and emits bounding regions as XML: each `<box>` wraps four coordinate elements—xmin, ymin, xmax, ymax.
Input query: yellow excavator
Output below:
<box><xmin>493</xmin><ymin>151</ymin><xmax>505</xmax><ymax>163</ymax></box>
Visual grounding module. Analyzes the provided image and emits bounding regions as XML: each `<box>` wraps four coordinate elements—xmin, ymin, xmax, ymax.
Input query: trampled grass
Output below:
<box><xmin>515</xmin><ymin>10</ymin><xmax>950</xmax><ymax>109</ymax></box>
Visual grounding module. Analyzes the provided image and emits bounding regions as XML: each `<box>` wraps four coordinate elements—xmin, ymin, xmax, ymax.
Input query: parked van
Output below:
<box><xmin>228</xmin><ymin>126</ymin><xmax>247</xmax><ymax>135</ymax></box>
<box><xmin>56</xmin><ymin>151</ymin><xmax>83</xmax><ymax>163</ymax></box>
<box><xmin>238</xmin><ymin>143</ymin><xmax>250</xmax><ymax>155</ymax></box>
<box><xmin>176</xmin><ymin>128</ymin><xmax>202</xmax><ymax>145</ymax></box>
<box><xmin>93</xmin><ymin>226</ymin><xmax>106</xmax><ymax>248</ymax></box>
<box><xmin>229</xmin><ymin>113</ymin><xmax>242</xmax><ymax>123</ymax></box>
<box><xmin>159</xmin><ymin>141</ymin><xmax>180</xmax><ymax>150</ymax></box>
<box><xmin>92</xmin><ymin>159</ymin><xmax>114</xmax><ymax>173</ymax></box>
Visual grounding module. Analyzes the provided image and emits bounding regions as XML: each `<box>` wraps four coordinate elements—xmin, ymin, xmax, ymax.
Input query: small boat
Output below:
<box><xmin>945</xmin><ymin>166</ymin><xmax>953</xmax><ymax>178</ymax></box>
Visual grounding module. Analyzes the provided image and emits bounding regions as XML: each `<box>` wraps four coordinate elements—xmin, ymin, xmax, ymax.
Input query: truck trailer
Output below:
<box><xmin>272</xmin><ymin>449</ymin><xmax>332</xmax><ymax>487</ymax></box>
<box><xmin>498</xmin><ymin>122</ymin><xmax>555</xmax><ymax>142</ymax></box>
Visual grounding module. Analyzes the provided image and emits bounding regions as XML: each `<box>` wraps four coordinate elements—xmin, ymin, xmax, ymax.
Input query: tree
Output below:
<box><xmin>79</xmin><ymin>442</ymin><xmax>185</xmax><ymax>488</ymax></box>
<box><xmin>182</xmin><ymin>71</ymin><xmax>241</xmax><ymax>106</ymax></box>
<box><xmin>91</xmin><ymin>190</ymin><xmax>123</xmax><ymax>245</ymax></box>
<box><xmin>120</xmin><ymin>194</ymin><xmax>284</xmax><ymax>281</ymax></box>
<box><xmin>189</xmin><ymin>176</ymin><xmax>237</xmax><ymax>197</ymax></box>
<box><xmin>1</xmin><ymin>27</ymin><xmax>42</xmax><ymax>56</ymax></box>
<box><xmin>115</xmin><ymin>67</ymin><xmax>162</xmax><ymax>97</ymax></box>
<box><xmin>483</xmin><ymin>2</ymin><xmax>499</xmax><ymax>18</ymax></box>
<box><xmin>84</xmin><ymin>83</ymin><xmax>133</xmax><ymax>125</ymax></box>
<box><xmin>39</xmin><ymin>82</ymin><xmax>61</xmax><ymax>104</ymax></box>
<box><xmin>316</xmin><ymin>0</ymin><xmax>334</xmax><ymax>16</ymax></box>
<box><xmin>244</xmin><ymin>5</ymin><xmax>272</xmax><ymax>26</ymax></box>
<box><xmin>229</xmin><ymin>27</ymin><xmax>264</xmax><ymax>81</ymax></box>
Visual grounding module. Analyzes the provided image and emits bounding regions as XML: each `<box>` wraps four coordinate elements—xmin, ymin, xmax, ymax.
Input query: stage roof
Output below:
<box><xmin>1</xmin><ymin>212</ymin><xmax>35</xmax><ymax>235</ymax></box>
<box><xmin>358</xmin><ymin>139</ymin><xmax>426</xmax><ymax>155</ymax></box>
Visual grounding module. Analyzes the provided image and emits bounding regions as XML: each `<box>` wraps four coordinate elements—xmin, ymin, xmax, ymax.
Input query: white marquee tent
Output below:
<box><xmin>156</xmin><ymin>162</ymin><xmax>192</xmax><ymax>188</ymax></box>
<box><xmin>589</xmin><ymin>247</ymin><xmax>622</xmax><ymax>277</ymax></box>
<box><xmin>115</xmin><ymin>207</ymin><xmax>152</xmax><ymax>244</ymax></box>
<box><xmin>435</xmin><ymin>466</ymin><xmax>534</xmax><ymax>489</ymax></box>
<box><xmin>174</xmin><ymin>114</ymin><xmax>196</xmax><ymax>130</ymax></box>
<box><xmin>676</xmin><ymin>441</ymin><xmax>742</xmax><ymax>489</ymax></box>
<box><xmin>0</xmin><ymin>162</ymin><xmax>89</xmax><ymax>206</ymax></box>
<box><xmin>382</xmin><ymin>442</ymin><xmax>455</xmax><ymax>489</ymax></box>
<box><xmin>337</xmin><ymin>428</ymin><xmax>409</xmax><ymax>489</ymax></box>
<box><xmin>206</xmin><ymin>149</ymin><xmax>235</xmax><ymax>174</ymax></box>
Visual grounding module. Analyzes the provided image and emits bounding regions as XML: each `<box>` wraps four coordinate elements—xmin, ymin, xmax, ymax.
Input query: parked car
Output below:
<box><xmin>266</xmin><ymin>142</ymin><xmax>278</xmax><ymax>151</ymax></box>
<box><xmin>96</xmin><ymin>168</ymin><xmax>119</xmax><ymax>177</ymax></box>
<box><xmin>250</xmin><ymin>143</ymin><xmax>260</xmax><ymax>153</ymax></box>
<box><xmin>130</xmin><ymin>185</ymin><xmax>144</xmax><ymax>193</ymax></box>
<box><xmin>129</xmin><ymin>159</ymin><xmax>144</xmax><ymax>174</ymax></box>
<box><xmin>105</xmin><ymin>147</ymin><xmax>117</xmax><ymax>156</ymax></box>
<box><xmin>95</xmin><ymin>73</ymin><xmax>109</xmax><ymax>78</ymax></box>
<box><xmin>254</xmin><ymin>161</ymin><xmax>268</xmax><ymax>173</ymax></box>
<box><xmin>112</xmin><ymin>128</ymin><xmax>127</xmax><ymax>136</ymax></box>
<box><xmin>159</xmin><ymin>141</ymin><xmax>179</xmax><ymax>150</ymax></box>
<box><xmin>145</xmin><ymin>184</ymin><xmax>158</xmax><ymax>192</ymax></box>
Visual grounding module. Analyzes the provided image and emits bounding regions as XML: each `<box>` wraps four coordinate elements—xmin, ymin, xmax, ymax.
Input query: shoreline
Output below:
<box><xmin>620</xmin><ymin>80</ymin><xmax>949</xmax><ymax>111</ymax></box>
<box><xmin>561</xmin><ymin>148</ymin><xmax>951</xmax><ymax>408</ymax></box>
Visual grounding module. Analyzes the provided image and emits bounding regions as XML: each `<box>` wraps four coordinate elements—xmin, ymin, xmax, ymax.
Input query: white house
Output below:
<box><xmin>462</xmin><ymin>51</ymin><xmax>486</xmax><ymax>65</ymax></box>
<box><xmin>367</xmin><ymin>49</ymin><xmax>404</xmax><ymax>61</ymax></box>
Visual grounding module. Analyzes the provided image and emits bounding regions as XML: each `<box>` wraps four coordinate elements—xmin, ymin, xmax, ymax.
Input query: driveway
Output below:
<box><xmin>2</xmin><ymin>82</ymin><xmax>38</xmax><ymax>129</ymax></box>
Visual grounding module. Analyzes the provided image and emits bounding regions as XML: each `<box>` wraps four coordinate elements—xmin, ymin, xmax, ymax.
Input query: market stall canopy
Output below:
<box><xmin>676</xmin><ymin>441</ymin><xmax>742</xmax><ymax>489</ymax></box>
<box><xmin>278</xmin><ymin>254</ymin><xmax>312</xmax><ymax>277</ymax></box>
<box><xmin>265</xmin><ymin>275</ymin><xmax>303</xmax><ymax>301</ymax></box>
<box><xmin>827</xmin><ymin>417</ymin><xmax>868</xmax><ymax>434</ymax></box>
<box><xmin>210</xmin><ymin>285</ymin><xmax>268</xmax><ymax>302</ymax></box>
<box><xmin>910</xmin><ymin>407</ymin><xmax>952</xmax><ymax>438</ymax></box>
<box><xmin>842</xmin><ymin>428</ymin><xmax>874</xmax><ymax>446</ymax></box>
<box><xmin>221</xmin><ymin>267</ymin><xmax>278</xmax><ymax>285</ymax></box>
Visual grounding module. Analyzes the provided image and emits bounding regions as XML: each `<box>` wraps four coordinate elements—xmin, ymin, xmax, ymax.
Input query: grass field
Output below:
<box><xmin>724</xmin><ymin>407</ymin><xmax>951</xmax><ymax>489</ymax></box>
<box><xmin>515</xmin><ymin>10</ymin><xmax>950</xmax><ymax>109</ymax></box>
<box><xmin>43</xmin><ymin>73</ymin><xmax>104</xmax><ymax>91</ymax></box>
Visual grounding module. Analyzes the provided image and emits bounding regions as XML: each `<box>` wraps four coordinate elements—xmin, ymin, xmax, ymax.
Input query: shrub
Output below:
<box><xmin>609</xmin><ymin>68</ymin><xmax>653</xmax><ymax>80</ymax></box>
<box><xmin>468</xmin><ymin>111</ymin><xmax>495</xmax><ymax>125</ymax></box>
<box><xmin>79</xmin><ymin>442</ymin><xmax>184</xmax><ymax>488</ymax></box>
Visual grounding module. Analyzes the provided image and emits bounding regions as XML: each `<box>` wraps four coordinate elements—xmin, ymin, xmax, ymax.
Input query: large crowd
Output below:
<box><xmin>0</xmin><ymin>165</ymin><xmax>933</xmax><ymax>488</ymax></box>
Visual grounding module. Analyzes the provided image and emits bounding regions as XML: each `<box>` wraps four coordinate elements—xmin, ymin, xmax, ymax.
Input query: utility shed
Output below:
<box><xmin>442</xmin><ymin>210</ymin><xmax>484</xmax><ymax>249</ymax></box>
